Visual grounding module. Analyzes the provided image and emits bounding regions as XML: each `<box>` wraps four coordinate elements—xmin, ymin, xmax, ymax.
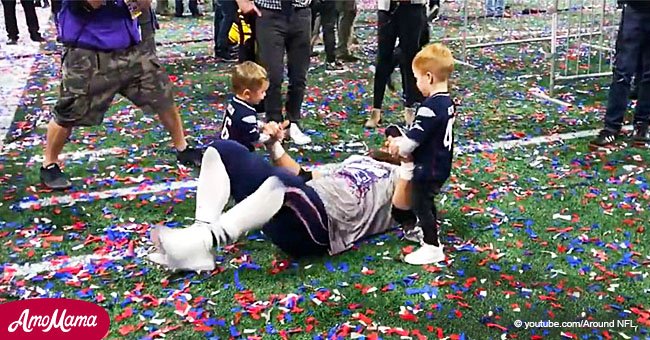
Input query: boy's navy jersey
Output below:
<box><xmin>406</xmin><ymin>92</ymin><xmax>455</xmax><ymax>182</ymax></box>
<box><xmin>219</xmin><ymin>96</ymin><xmax>261</xmax><ymax>152</ymax></box>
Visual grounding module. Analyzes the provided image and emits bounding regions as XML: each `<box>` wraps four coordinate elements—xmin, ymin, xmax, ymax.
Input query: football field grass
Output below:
<box><xmin>1</xmin><ymin>9</ymin><xmax>649</xmax><ymax>340</ymax></box>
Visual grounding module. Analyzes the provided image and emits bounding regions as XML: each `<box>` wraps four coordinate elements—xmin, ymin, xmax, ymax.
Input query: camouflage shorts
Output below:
<box><xmin>53</xmin><ymin>44</ymin><xmax>173</xmax><ymax>127</ymax></box>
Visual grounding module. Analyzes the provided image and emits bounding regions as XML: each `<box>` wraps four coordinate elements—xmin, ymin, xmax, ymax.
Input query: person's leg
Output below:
<box><xmin>396</xmin><ymin>5</ymin><xmax>425</xmax><ymax>108</ymax></box>
<box><xmin>633</xmin><ymin>21</ymin><xmax>650</xmax><ymax>131</ymax></box>
<box><xmin>189</xmin><ymin>0</ymin><xmax>200</xmax><ymax>15</ymax></box>
<box><xmin>320</xmin><ymin>0</ymin><xmax>337</xmax><ymax>63</ymax></box>
<box><xmin>403</xmin><ymin>181</ymin><xmax>445</xmax><ymax>264</ymax></box>
<box><xmin>217</xmin><ymin>0</ymin><xmax>237</xmax><ymax>54</ymax></box>
<box><xmin>238</xmin><ymin>13</ymin><xmax>257</xmax><ymax>62</ymax></box>
<box><xmin>213</xmin><ymin>0</ymin><xmax>223</xmax><ymax>53</ymax></box>
<box><xmin>2</xmin><ymin>0</ymin><xmax>19</xmax><ymax>41</ymax></box>
<box><xmin>485</xmin><ymin>0</ymin><xmax>494</xmax><ymax>16</ymax></box>
<box><xmin>174</xmin><ymin>0</ymin><xmax>183</xmax><ymax>16</ymax></box>
<box><xmin>44</xmin><ymin>48</ymin><xmax>119</xmax><ymax>189</ymax></box>
<box><xmin>335</xmin><ymin>0</ymin><xmax>356</xmax><ymax>58</ymax></box>
<box><xmin>256</xmin><ymin>9</ymin><xmax>287</xmax><ymax>123</ymax></box>
<box><xmin>603</xmin><ymin>7</ymin><xmax>643</xmax><ymax>133</ymax></box>
<box><xmin>495</xmin><ymin>0</ymin><xmax>505</xmax><ymax>16</ymax></box>
<box><xmin>20</xmin><ymin>0</ymin><xmax>40</xmax><ymax>39</ymax></box>
<box><xmin>285</xmin><ymin>8</ymin><xmax>311</xmax><ymax>123</ymax></box>
<box><xmin>120</xmin><ymin>47</ymin><xmax>205</xmax><ymax>166</ymax></box>
<box><xmin>373</xmin><ymin>10</ymin><xmax>398</xmax><ymax>111</ymax></box>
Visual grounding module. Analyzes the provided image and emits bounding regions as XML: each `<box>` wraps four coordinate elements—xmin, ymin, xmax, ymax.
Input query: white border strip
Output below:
<box><xmin>28</xmin><ymin>147</ymin><xmax>127</xmax><ymax>163</ymax></box>
<box><xmin>16</xmin><ymin>179</ymin><xmax>198</xmax><ymax>210</ymax></box>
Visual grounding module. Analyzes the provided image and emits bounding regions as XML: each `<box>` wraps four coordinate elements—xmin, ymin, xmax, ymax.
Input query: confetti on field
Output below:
<box><xmin>1</xmin><ymin>7</ymin><xmax>649</xmax><ymax>340</ymax></box>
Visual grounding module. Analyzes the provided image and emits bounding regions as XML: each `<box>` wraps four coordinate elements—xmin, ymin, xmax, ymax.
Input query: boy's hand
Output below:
<box><xmin>262</xmin><ymin>121</ymin><xmax>290</xmax><ymax>142</ymax></box>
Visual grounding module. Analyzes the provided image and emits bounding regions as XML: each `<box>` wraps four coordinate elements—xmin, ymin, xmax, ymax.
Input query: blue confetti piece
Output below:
<box><xmin>233</xmin><ymin>269</ymin><xmax>244</xmax><ymax>291</ymax></box>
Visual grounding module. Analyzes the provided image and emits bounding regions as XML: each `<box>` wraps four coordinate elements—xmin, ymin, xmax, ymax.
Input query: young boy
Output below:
<box><xmin>388</xmin><ymin>43</ymin><xmax>455</xmax><ymax>265</ymax></box>
<box><xmin>219</xmin><ymin>61</ymin><xmax>272</xmax><ymax>152</ymax></box>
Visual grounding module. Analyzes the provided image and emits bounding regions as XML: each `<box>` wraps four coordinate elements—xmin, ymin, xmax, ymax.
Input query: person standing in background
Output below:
<box><xmin>175</xmin><ymin>0</ymin><xmax>203</xmax><ymax>17</ymax></box>
<box><xmin>367</xmin><ymin>0</ymin><xmax>426</xmax><ymax>129</ymax></box>
<box><xmin>335</xmin><ymin>0</ymin><xmax>357</xmax><ymax>62</ymax></box>
<box><xmin>235</xmin><ymin>0</ymin><xmax>313</xmax><ymax>145</ymax></box>
<box><xmin>311</xmin><ymin>0</ymin><xmax>343</xmax><ymax>72</ymax></box>
<box><xmin>41</xmin><ymin>0</ymin><xmax>203</xmax><ymax>190</ymax></box>
<box><xmin>589</xmin><ymin>0</ymin><xmax>650</xmax><ymax>149</ymax></box>
<box><xmin>214</xmin><ymin>0</ymin><xmax>239</xmax><ymax>61</ymax></box>
<box><xmin>1</xmin><ymin>0</ymin><xmax>44</xmax><ymax>45</ymax></box>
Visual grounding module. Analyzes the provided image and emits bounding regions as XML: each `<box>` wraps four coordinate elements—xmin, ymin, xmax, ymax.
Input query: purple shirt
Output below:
<box><xmin>58</xmin><ymin>0</ymin><xmax>141</xmax><ymax>51</ymax></box>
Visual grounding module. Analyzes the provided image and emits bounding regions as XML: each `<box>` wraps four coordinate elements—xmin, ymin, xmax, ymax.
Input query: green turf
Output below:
<box><xmin>1</xmin><ymin>8</ymin><xmax>649</xmax><ymax>340</ymax></box>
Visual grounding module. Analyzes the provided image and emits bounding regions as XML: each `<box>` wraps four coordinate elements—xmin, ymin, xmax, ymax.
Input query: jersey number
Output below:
<box><xmin>221</xmin><ymin>116</ymin><xmax>232</xmax><ymax>139</ymax></box>
<box><xmin>443</xmin><ymin>117</ymin><xmax>455</xmax><ymax>151</ymax></box>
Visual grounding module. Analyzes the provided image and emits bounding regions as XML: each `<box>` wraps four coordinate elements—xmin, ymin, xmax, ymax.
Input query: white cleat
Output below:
<box><xmin>289</xmin><ymin>123</ymin><xmax>312</xmax><ymax>145</ymax></box>
<box><xmin>151</xmin><ymin>223</ymin><xmax>216</xmax><ymax>272</ymax></box>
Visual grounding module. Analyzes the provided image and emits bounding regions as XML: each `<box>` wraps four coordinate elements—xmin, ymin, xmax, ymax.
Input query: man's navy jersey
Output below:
<box><xmin>406</xmin><ymin>92</ymin><xmax>455</xmax><ymax>183</ymax></box>
<box><xmin>219</xmin><ymin>96</ymin><xmax>261</xmax><ymax>152</ymax></box>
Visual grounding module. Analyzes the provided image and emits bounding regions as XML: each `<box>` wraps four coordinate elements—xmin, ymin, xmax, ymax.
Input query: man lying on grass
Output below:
<box><xmin>147</xmin><ymin>128</ymin><xmax>443</xmax><ymax>270</ymax></box>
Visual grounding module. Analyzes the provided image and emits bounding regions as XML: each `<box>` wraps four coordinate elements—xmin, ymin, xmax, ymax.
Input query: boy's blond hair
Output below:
<box><xmin>231</xmin><ymin>61</ymin><xmax>268</xmax><ymax>94</ymax></box>
<box><xmin>412</xmin><ymin>43</ymin><xmax>454</xmax><ymax>82</ymax></box>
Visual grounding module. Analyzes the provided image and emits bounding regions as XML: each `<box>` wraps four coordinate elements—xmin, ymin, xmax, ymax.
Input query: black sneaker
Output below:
<box><xmin>177</xmin><ymin>147</ymin><xmax>203</xmax><ymax>167</ymax></box>
<box><xmin>325</xmin><ymin>61</ymin><xmax>345</xmax><ymax>73</ymax></box>
<box><xmin>589</xmin><ymin>129</ymin><xmax>618</xmax><ymax>149</ymax></box>
<box><xmin>215</xmin><ymin>49</ymin><xmax>237</xmax><ymax>62</ymax></box>
<box><xmin>30</xmin><ymin>34</ymin><xmax>45</xmax><ymax>43</ymax></box>
<box><xmin>40</xmin><ymin>163</ymin><xmax>72</xmax><ymax>190</ymax></box>
<box><xmin>7</xmin><ymin>38</ymin><xmax>18</xmax><ymax>45</ymax></box>
<box><xmin>633</xmin><ymin>124</ymin><xmax>649</xmax><ymax>147</ymax></box>
<box><xmin>337</xmin><ymin>53</ymin><xmax>360</xmax><ymax>63</ymax></box>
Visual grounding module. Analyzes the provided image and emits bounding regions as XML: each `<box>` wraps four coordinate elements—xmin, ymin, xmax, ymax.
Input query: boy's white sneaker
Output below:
<box><xmin>404</xmin><ymin>243</ymin><xmax>445</xmax><ymax>265</ymax></box>
<box><xmin>289</xmin><ymin>123</ymin><xmax>312</xmax><ymax>145</ymax></box>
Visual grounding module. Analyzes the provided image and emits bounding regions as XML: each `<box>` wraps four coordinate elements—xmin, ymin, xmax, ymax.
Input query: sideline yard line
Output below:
<box><xmin>16</xmin><ymin>180</ymin><xmax>197</xmax><ymax>210</ymax></box>
<box><xmin>4</xmin><ymin>246</ymin><xmax>149</xmax><ymax>280</ymax></box>
<box><xmin>15</xmin><ymin>125</ymin><xmax>630</xmax><ymax>211</ymax></box>
<box><xmin>28</xmin><ymin>147</ymin><xmax>127</xmax><ymax>163</ymax></box>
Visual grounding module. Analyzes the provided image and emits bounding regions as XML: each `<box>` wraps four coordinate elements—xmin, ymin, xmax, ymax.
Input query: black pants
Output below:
<box><xmin>311</xmin><ymin>0</ymin><xmax>337</xmax><ymax>62</ymax></box>
<box><xmin>175</xmin><ymin>0</ymin><xmax>200</xmax><ymax>16</ymax></box>
<box><xmin>214</xmin><ymin>0</ymin><xmax>238</xmax><ymax>52</ymax></box>
<box><xmin>1</xmin><ymin>0</ymin><xmax>39</xmax><ymax>40</ymax></box>
<box><xmin>256</xmin><ymin>7</ymin><xmax>312</xmax><ymax>123</ymax></box>
<box><xmin>411</xmin><ymin>180</ymin><xmax>443</xmax><ymax>246</ymax></box>
<box><xmin>604</xmin><ymin>5</ymin><xmax>650</xmax><ymax>131</ymax></box>
<box><xmin>373</xmin><ymin>4</ymin><xmax>425</xmax><ymax>109</ymax></box>
<box><xmin>238</xmin><ymin>13</ymin><xmax>257</xmax><ymax>63</ymax></box>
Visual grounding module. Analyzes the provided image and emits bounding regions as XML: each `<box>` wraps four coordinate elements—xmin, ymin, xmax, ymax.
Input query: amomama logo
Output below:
<box><xmin>0</xmin><ymin>298</ymin><xmax>110</xmax><ymax>340</ymax></box>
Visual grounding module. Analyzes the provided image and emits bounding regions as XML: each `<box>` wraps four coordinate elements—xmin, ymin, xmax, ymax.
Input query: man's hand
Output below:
<box><xmin>86</xmin><ymin>0</ymin><xmax>105</xmax><ymax>9</ymax></box>
<box><xmin>237</xmin><ymin>0</ymin><xmax>262</xmax><ymax>16</ymax></box>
